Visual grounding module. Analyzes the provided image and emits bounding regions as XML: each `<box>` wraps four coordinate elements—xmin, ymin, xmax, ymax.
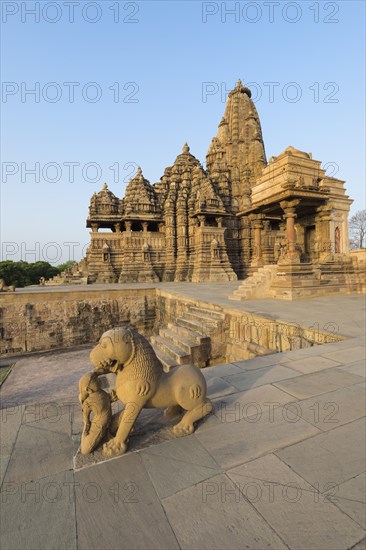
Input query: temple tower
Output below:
<box><xmin>207</xmin><ymin>79</ymin><xmax>267</xmax><ymax>212</ymax></box>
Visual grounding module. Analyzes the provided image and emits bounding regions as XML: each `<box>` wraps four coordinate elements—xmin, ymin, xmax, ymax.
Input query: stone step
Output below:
<box><xmin>230</xmin><ymin>293</ymin><xmax>249</xmax><ymax>301</ymax></box>
<box><xmin>177</xmin><ymin>316</ymin><xmax>209</xmax><ymax>333</ymax></box>
<box><xmin>167</xmin><ymin>322</ymin><xmax>210</xmax><ymax>344</ymax></box>
<box><xmin>150</xmin><ymin>335</ymin><xmax>191</xmax><ymax>365</ymax></box>
<box><xmin>159</xmin><ymin>327</ymin><xmax>200</xmax><ymax>355</ymax></box>
<box><xmin>241</xmin><ymin>282</ymin><xmax>256</xmax><ymax>290</ymax></box>
<box><xmin>184</xmin><ymin>311</ymin><xmax>221</xmax><ymax>328</ymax></box>
<box><xmin>188</xmin><ymin>306</ymin><xmax>224</xmax><ymax>320</ymax></box>
<box><xmin>229</xmin><ymin>265</ymin><xmax>278</xmax><ymax>301</ymax></box>
<box><xmin>151</xmin><ymin>346</ymin><xmax>177</xmax><ymax>372</ymax></box>
<box><xmin>230</xmin><ymin>287</ymin><xmax>243</xmax><ymax>295</ymax></box>
<box><xmin>236</xmin><ymin>288</ymin><xmax>250</xmax><ymax>296</ymax></box>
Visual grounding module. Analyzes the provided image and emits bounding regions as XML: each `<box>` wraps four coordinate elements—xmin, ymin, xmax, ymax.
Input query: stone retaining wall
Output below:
<box><xmin>156</xmin><ymin>290</ymin><xmax>343</xmax><ymax>364</ymax></box>
<box><xmin>0</xmin><ymin>288</ymin><xmax>156</xmax><ymax>355</ymax></box>
<box><xmin>0</xmin><ymin>287</ymin><xmax>343</xmax><ymax>358</ymax></box>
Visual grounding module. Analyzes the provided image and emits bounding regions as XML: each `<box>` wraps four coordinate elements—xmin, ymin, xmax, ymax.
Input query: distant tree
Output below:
<box><xmin>0</xmin><ymin>261</ymin><xmax>59</xmax><ymax>288</ymax></box>
<box><xmin>57</xmin><ymin>260</ymin><xmax>76</xmax><ymax>272</ymax></box>
<box><xmin>26</xmin><ymin>261</ymin><xmax>59</xmax><ymax>283</ymax></box>
<box><xmin>349</xmin><ymin>209</ymin><xmax>366</xmax><ymax>249</ymax></box>
<box><xmin>0</xmin><ymin>261</ymin><xmax>29</xmax><ymax>287</ymax></box>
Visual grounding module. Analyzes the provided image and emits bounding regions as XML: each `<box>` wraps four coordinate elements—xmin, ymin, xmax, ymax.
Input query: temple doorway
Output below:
<box><xmin>305</xmin><ymin>225</ymin><xmax>316</xmax><ymax>261</ymax></box>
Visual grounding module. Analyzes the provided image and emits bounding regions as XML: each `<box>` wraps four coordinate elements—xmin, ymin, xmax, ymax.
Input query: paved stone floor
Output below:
<box><xmin>0</xmin><ymin>293</ymin><xmax>365</xmax><ymax>549</ymax></box>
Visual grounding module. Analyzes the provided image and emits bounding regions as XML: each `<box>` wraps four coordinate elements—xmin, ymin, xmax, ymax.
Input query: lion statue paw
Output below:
<box><xmin>172</xmin><ymin>421</ymin><xmax>195</xmax><ymax>437</ymax></box>
<box><xmin>102</xmin><ymin>438</ymin><xmax>127</xmax><ymax>458</ymax></box>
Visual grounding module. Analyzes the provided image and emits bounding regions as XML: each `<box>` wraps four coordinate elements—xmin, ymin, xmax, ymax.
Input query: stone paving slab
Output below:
<box><xmin>233</xmin><ymin>353</ymin><xmax>286</xmax><ymax>370</ymax></box>
<box><xmin>0</xmin><ymin>470</ymin><xmax>77</xmax><ymax>550</ymax></box>
<box><xmin>227</xmin><ymin>454</ymin><xmax>365</xmax><ymax>550</ymax></box>
<box><xmin>196</xmin><ymin>407</ymin><xmax>320</xmax><ymax>469</ymax></box>
<box><xmin>325</xmin><ymin>472</ymin><xmax>366</xmax><ymax>529</ymax></box>
<box><xmin>0</xmin><ymin>405</ymin><xmax>24</xmax><ymax>457</ymax></box>
<box><xmin>273</xmin><ymin>368</ymin><xmax>364</xmax><ymax>399</ymax></box>
<box><xmin>204</xmin><ymin>376</ymin><xmax>239</xmax><ymax>399</ymax></box>
<box><xmin>280</xmin><ymin>355</ymin><xmax>342</xmax><ymax>374</ymax></box>
<box><xmin>224</xmin><ymin>364</ymin><xmax>300</xmax><ymax>391</ymax></box>
<box><xmin>290</xmin><ymin>385</ymin><xmax>366</xmax><ymax>432</ymax></box>
<box><xmin>162</xmin><ymin>472</ymin><xmax>287</xmax><ymax>549</ymax></box>
<box><xmin>227</xmin><ymin>453</ymin><xmax>315</xmax><ymax>492</ymax></box>
<box><xmin>277</xmin><ymin>417</ymin><xmax>366</xmax><ymax>489</ymax></box>
<box><xmin>278</xmin><ymin>336</ymin><xmax>365</xmax><ymax>358</ymax></box>
<box><xmin>202</xmin><ymin>362</ymin><xmax>243</xmax><ymax>377</ymax></box>
<box><xmin>0</xmin><ymin>348</ymin><xmax>92</xmax><ymax>408</ymax></box>
<box><xmin>140</xmin><ymin>436</ymin><xmax>221</xmax><ymax>499</ymax></box>
<box><xmin>352</xmin><ymin>536</ymin><xmax>366</xmax><ymax>549</ymax></box>
<box><xmin>203</xmin><ymin>383</ymin><xmax>297</xmax><ymax>428</ymax></box>
<box><xmin>75</xmin><ymin>453</ymin><xmax>179</xmax><ymax>550</ymax></box>
<box><xmin>0</xmin><ymin>456</ymin><xmax>11</xmax><ymax>488</ymax></box>
<box><xmin>338</xmin><ymin>360</ymin><xmax>366</xmax><ymax>378</ymax></box>
<box><xmin>321</xmin><ymin>346</ymin><xmax>366</xmax><ymax>364</ymax></box>
<box><xmin>3</xmin><ymin>411</ymin><xmax>73</xmax><ymax>485</ymax></box>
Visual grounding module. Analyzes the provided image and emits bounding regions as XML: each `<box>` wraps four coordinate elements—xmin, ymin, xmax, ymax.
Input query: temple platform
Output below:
<box><xmin>11</xmin><ymin>280</ymin><xmax>365</xmax><ymax>338</ymax></box>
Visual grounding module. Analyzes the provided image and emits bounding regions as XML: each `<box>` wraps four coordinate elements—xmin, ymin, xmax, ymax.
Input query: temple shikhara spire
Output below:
<box><xmin>48</xmin><ymin>80</ymin><xmax>356</xmax><ymax>294</ymax></box>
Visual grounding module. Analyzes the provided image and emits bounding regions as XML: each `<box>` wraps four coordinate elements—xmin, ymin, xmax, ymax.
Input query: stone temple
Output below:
<box><xmin>48</xmin><ymin>80</ymin><xmax>364</xmax><ymax>298</ymax></box>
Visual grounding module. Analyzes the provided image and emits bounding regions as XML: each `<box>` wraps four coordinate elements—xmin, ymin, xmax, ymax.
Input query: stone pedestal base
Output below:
<box><xmin>96</xmin><ymin>267</ymin><xmax>117</xmax><ymax>284</ymax></box>
<box><xmin>137</xmin><ymin>268</ymin><xmax>160</xmax><ymax>283</ymax></box>
<box><xmin>209</xmin><ymin>260</ymin><xmax>238</xmax><ymax>282</ymax></box>
<box><xmin>119</xmin><ymin>264</ymin><xmax>159</xmax><ymax>283</ymax></box>
<box><xmin>271</xmin><ymin>263</ymin><xmax>321</xmax><ymax>300</ymax></box>
<box><xmin>270</xmin><ymin>260</ymin><xmax>365</xmax><ymax>300</ymax></box>
<box><xmin>191</xmin><ymin>226</ymin><xmax>237</xmax><ymax>283</ymax></box>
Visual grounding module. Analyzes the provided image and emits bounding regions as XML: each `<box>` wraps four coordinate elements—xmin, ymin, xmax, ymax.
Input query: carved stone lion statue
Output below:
<box><xmin>0</xmin><ymin>279</ymin><xmax>15</xmax><ymax>292</ymax></box>
<box><xmin>89</xmin><ymin>326</ymin><xmax>213</xmax><ymax>458</ymax></box>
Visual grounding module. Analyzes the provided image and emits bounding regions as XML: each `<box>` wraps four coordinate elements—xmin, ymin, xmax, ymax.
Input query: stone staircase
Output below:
<box><xmin>150</xmin><ymin>305</ymin><xmax>225</xmax><ymax>370</ymax></box>
<box><xmin>45</xmin><ymin>259</ymin><xmax>89</xmax><ymax>286</ymax></box>
<box><xmin>229</xmin><ymin>264</ymin><xmax>278</xmax><ymax>301</ymax></box>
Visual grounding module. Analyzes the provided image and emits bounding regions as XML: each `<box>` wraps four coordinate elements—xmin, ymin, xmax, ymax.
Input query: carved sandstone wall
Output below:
<box><xmin>0</xmin><ymin>289</ymin><xmax>156</xmax><ymax>355</ymax></box>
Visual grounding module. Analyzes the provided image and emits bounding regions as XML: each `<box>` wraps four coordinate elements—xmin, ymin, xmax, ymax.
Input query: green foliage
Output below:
<box><xmin>57</xmin><ymin>260</ymin><xmax>76</xmax><ymax>272</ymax></box>
<box><xmin>0</xmin><ymin>365</ymin><xmax>12</xmax><ymax>386</ymax></box>
<box><xmin>0</xmin><ymin>261</ymin><xmax>61</xmax><ymax>288</ymax></box>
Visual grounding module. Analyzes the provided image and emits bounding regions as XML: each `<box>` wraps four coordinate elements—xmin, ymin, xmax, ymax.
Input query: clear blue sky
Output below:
<box><xmin>1</xmin><ymin>0</ymin><xmax>365</xmax><ymax>264</ymax></box>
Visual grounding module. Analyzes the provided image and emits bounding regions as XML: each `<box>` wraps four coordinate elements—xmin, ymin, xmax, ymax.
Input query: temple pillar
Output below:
<box><xmin>162</xmin><ymin>200</ymin><xmax>176</xmax><ymax>281</ymax></box>
<box><xmin>175</xmin><ymin>196</ymin><xmax>189</xmax><ymax>281</ymax></box>
<box><xmin>142</xmin><ymin>222</ymin><xmax>148</xmax><ymax>232</ymax></box>
<box><xmin>279</xmin><ymin>200</ymin><xmax>301</xmax><ymax>264</ymax></box>
<box><xmin>114</xmin><ymin>222</ymin><xmax>121</xmax><ymax>233</ymax></box>
<box><xmin>125</xmin><ymin>221</ymin><xmax>132</xmax><ymax>232</ymax></box>
<box><xmin>91</xmin><ymin>223</ymin><xmax>99</xmax><ymax>233</ymax></box>
<box><xmin>316</xmin><ymin>205</ymin><xmax>334</xmax><ymax>262</ymax></box>
<box><xmin>197</xmin><ymin>215</ymin><xmax>205</xmax><ymax>227</ymax></box>
<box><xmin>249</xmin><ymin>214</ymin><xmax>264</xmax><ymax>266</ymax></box>
<box><xmin>262</xmin><ymin>220</ymin><xmax>272</xmax><ymax>264</ymax></box>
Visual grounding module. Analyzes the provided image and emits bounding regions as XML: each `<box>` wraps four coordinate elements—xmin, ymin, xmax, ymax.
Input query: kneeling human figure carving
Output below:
<box><xmin>78</xmin><ymin>372</ymin><xmax>113</xmax><ymax>455</ymax></box>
